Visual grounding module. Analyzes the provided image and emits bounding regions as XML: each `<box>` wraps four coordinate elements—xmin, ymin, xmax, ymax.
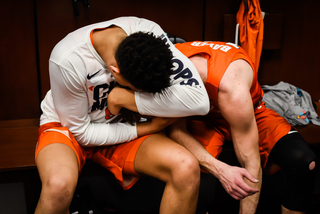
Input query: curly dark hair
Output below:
<box><xmin>115</xmin><ymin>32</ymin><xmax>174</xmax><ymax>93</ymax></box>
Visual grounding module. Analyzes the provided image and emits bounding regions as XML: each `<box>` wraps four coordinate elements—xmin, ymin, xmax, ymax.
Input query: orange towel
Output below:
<box><xmin>236</xmin><ymin>0</ymin><xmax>264</xmax><ymax>72</ymax></box>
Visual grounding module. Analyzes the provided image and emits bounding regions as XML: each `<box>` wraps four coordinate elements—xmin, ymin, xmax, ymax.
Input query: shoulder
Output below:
<box><xmin>219</xmin><ymin>59</ymin><xmax>253</xmax><ymax>94</ymax></box>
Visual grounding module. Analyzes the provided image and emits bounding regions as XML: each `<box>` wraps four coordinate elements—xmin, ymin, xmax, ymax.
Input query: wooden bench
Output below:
<box><xmin>0</xmin><ymin>119</ymin><xmax>39</xmax><ymax>172</ymax></box>
<box><xmin>0</xmin><ymin>119</ymin><xmax>40</xmax><ymax>213</ymax></box>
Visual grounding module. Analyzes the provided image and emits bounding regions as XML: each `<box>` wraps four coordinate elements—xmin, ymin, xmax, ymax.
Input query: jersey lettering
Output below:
<box><xmin>161</xmin><ymin>34</ymin><xmax>199</xmax><ymax>87</ymax></box>
<box><xmin>191</xmin><ymin>42</ymin><xmax>233</xmax><ymax>52</ymax></box>
<box><xmin>191</xmin><ymin>42</ymin><xmax>202</xmax><ymax>46</ymax></box>
<box><xmin>180</xmin><ymin>78</ymin><xmax>200</xmax><ymax>86</ymax></box>
<box><xmin>91</xmin><ymin>81</ymin><xmax>115</xmax><ymax>112</ymax></box>
<box><xmin>159</xmin><ymin>33</ymin><xmax>171</xmax><ymax>48</ymax></box>
<box><xmin>172</xmin><ymin>58</ymin><xmax>199</xmax><ymax>87</ymax></box>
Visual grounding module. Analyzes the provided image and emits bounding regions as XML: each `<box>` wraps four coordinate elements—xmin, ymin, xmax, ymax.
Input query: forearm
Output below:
<box><xmin>239</xmin><ymin>166</ymin><xmax>262</xmax><ymax>214</ymax></box>
<box><xmin>107</xmin><ymin>87</ymin><xmax>138</xmax><ymax>115</ymax></box>
<box><xmin>137</xmin><ymin>117</ymin><xmax>179</xmax><ymax>137</ymax></box>
<box><xmin>135</xmin><ymin>84</ymin><xmax>209</xmax><ymax>117</ymax></box>
<box><xmin>170</xmin><ymin>119</ymin><xmax>260</xmax><ymax>201</ymax></box>
<box><xmin>170</xmin><ymin>119</ymin><xmax>230</xmax><ymax>178</ymax></box>
<box><xmin>227</xmin><ymin>110</ymin><xmax>261</xmax><ymax>213</ymax></box>
<box><xmin>74</xmin><ymin>122</ymin><xmax>137</xmax><ymax>146</ymax></box>
<box><xmin>233</xmin><ymin>133</ymin><xmax>262</xmax><ymax>214</ymax></box>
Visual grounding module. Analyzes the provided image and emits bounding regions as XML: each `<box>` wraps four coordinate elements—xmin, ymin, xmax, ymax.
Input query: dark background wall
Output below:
<box><xmin>1</xmin><ymin>0</ymin><xmax>319</xmax><ymax>121</ymax></box>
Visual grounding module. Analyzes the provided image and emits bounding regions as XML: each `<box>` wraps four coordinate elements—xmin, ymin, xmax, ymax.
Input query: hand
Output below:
<box><xmin>217</xmin><ymin>162</ymin><xmax>259</xmax><ymax>200</ymax></box>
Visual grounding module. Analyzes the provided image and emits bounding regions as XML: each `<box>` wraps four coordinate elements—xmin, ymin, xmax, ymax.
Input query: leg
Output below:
<box><xmin>35</xmin><ymin>143</ymin><xmax>79</xmax><ymax>214</ymax></box>
<box><xmin>134</xmin><ymin>134</ymin><xmax>200</xmax><ymax>214</ymax></box>
<box><xmin>268</xmin><ymin>129</ymin><xmax>317</xmax><ymax>214</ymax></box>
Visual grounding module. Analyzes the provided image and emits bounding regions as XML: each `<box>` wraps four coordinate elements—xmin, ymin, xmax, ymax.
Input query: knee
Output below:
<box><xmin>42</xmin><ymin>173</ymin><xmax>77</xmax><ymax>204</ymax></box>
<box><xmin>294</xmin><ymin>153</ymin><xmax>317</xmax><ymax>176</ymax></box>
<box><xmin>308</xmin><ymin>149</ymin><xmax>318</xmax><ymax>171</ymax></box>
<box><xmin>302</xmin><ymin>152</ymin><xmax>317</xmax><ymax>172</ymax></box>
<box><xmin>171</xmin><ymin>154</ymin><xmax>200</xmax><ymax>190</ymax></box>
<box><xmin>309</xmin><ymin>160</ymin><xmax>316</xmax><ymax>170</ymax></box>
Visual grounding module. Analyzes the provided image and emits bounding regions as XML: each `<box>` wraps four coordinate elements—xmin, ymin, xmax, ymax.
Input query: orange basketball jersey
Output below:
<box><xmin>175</xmin><ymin>41</ymin><xmax>263</xmax><ymax>109</ymax></box>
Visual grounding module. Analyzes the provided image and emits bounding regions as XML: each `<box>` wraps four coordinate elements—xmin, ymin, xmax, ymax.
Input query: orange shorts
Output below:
<box><xmin>188</xmin><ymin>102</ymin><xmax>291</xmax><ymax>168</ymax></box>
<box><xmin>35</xmin><ymin>122</ymin><xmax>151</xmax><ymax>189</ymax></box>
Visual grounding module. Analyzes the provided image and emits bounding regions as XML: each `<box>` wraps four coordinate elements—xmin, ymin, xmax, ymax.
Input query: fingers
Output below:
<box><xmin>227</xmin><ymin>183</ymin><xmax>258</xmax><ymax>200</ymax></box>
<box><xmin>241</xmin><ymin>168</ymin><xmax>259</xmax><ymax>184</ymax></box>
<box><xmin>229</xmin><ymin>188</ymin><xmax>247</xmax><ymax>200</ymax></box>
<box><xmin>228</xmin><ymin>182</ymin><xmax>256</xmax><ymax>200</ymax></box>
<box><xmin>240</xmin><ymin>169</ymin><xmax>260</xmax><ymax>194</ymax></box>
<box><xmin>222</xmin><ymin>169</ymin><xmax>260</xmax><ymax>200</ymax></box>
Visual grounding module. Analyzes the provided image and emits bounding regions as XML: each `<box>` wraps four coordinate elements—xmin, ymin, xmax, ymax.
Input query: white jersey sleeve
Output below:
<box><xmin>48</xmin><ymin>60</ymin><xmax>137</xmax><ymax>147</ymax></box>
<box><xmin>43</xmin><ymin>17</ymin><xmax>145</xmax><ymax>147</ymax></box>
<box><xmin>131</xmin><ymin>18</ymin><xmax>210</xmax><ymax>117</ymax></box>
<box><xmin>41</xmin><ymin>16</ymin><xmax>209</xmax><ymax>148</ymax></box>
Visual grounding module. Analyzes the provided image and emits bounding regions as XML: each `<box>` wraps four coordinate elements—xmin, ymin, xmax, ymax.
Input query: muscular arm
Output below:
<box><xmin>169</xmin><ymin>118</ymin><xmax>259</xmax><ymax>200</ymax></box>
<box><xmin>218</xmin><ymin>59</ymin><xmax>262</xmax><ymax>214</ymax></box>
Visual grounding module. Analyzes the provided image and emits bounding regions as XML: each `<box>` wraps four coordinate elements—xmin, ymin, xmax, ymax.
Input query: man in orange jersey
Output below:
<box><xmin>169</xmin><ymin>41</ymin><xmax>317</xmax><ymax>214</ymax></box>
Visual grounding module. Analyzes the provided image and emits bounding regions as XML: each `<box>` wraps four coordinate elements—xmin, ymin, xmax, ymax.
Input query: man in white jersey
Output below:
<box><xmin>35</xmin><ymin>17</ymin><xmax>210</xmax><ymax>213</ymax></box>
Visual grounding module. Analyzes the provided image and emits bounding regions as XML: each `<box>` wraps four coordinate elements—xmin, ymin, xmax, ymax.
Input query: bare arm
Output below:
<box><xmin>138</xmin><ymin>117</ymin><xmax>179</xmax><ymax>136</ymax></box>
<box><xmin>169</xmin><ymin>118</ymin><xmax>259</xmax><ymax>200</ymax></box>
<box><xmin>218</xmin><ymin>59</ymin><xmax>262</xmax><ymax>214</ymax></box>
<box><xmin>107</xmin><ymin>86</ymin><xmax>138</xmax><ymax>115</ymax></box>
<box><xmin>107</xmin><ymin>86</ymin><xmax>179</xmax><ymax>136</ymax></box>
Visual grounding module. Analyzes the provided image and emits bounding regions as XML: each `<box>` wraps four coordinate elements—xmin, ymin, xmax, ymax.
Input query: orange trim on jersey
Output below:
<box><xmin>90</xmin><ymin>30</ymin><xmax>94</xmax><ymax>46</ymax></box>
<box><xmin>36</xmin><ymin>122</ymin><xmax>87</xmax><ymax>171</ymax></box>
<box><xmin>90</xmin><ymin>27</ymin><xmax>108</xmax><ymax>47</ymax></box>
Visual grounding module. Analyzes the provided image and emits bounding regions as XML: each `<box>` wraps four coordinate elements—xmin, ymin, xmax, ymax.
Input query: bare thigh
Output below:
<box><xmin>134</xmin><ymin>133</ymin><xmax>198</xmax><ymax>183</ymax></box>
<box><xmin>36</xmin><ymin>143</ymin><xmax>79</xmax><ymax>185</ymax></box>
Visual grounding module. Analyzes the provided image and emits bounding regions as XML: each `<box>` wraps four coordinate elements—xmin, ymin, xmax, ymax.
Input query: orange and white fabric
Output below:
<box><xmin>36</xmin><ymin>122</ymin><xmax>152</xmax><ymax>189</ymax></box>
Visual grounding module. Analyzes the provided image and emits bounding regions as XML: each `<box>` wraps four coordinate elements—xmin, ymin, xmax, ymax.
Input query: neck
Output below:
<box><xmin>92</xmin><ymin>26</ymin><xmax>127</xmax><ymax>67</ymax></box>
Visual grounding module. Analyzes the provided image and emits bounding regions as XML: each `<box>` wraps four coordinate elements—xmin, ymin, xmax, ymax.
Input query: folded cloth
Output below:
<box><xmin>262</xmin><ymin>81</ymin><xmax>320</xmax><ymax>126</ymax></box>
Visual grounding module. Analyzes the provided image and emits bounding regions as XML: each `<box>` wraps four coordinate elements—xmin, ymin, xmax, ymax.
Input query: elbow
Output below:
<box><xmin>73</xmin><ymin>130</ymin><xmax>92</xmax><ymax>147</ymax></box>
<box><xmin>195</xmin><ymin>90</ymin><xmax>210</xmax><ymax>115</ymax></box>
<box><xmin>198</xmin><ymin>103</ymin><xmax>210</xmax><ymax>115</ymax></box>
<box><xmin>195</xmin><ymin>97</ymin><xmax>210</xmax><ymax>116</ymax></box>
<box><xmin>76</xmin><ymin>136</ymin><xmax>90</xmax><ymax>147</ymax></box>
